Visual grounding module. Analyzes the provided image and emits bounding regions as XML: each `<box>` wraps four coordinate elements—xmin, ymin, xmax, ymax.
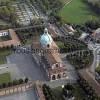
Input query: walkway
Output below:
<box><xmin>62</xmin><ymin>0</ymin><xmax>73</xmax><ymax>9</ymax></box>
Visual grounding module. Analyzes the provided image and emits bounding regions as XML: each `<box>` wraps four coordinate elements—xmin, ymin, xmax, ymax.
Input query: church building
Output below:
<box><xmin>32</xmin><ymin>28</ymin><xmax>67</xmax><ymax>81</ymax></box>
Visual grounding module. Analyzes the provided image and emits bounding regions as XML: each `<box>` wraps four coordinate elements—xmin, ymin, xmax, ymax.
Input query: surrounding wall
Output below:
<box><xmin>0</xmin><ymin>82</ymin><xmax>33</xmax><ymax>97</ymax></box>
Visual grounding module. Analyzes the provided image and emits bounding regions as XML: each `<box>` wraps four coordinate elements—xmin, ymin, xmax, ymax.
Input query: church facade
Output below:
<box><xmin>32</xmin><ymin>28</ymin><xmax>67</xmax><ymax>81</ymax></box>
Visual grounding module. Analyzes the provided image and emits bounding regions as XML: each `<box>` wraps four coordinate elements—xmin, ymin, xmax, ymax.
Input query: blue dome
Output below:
<box><xmin>40</xmin><ymin>28</ymin><xmax>53</xmax><ymax>47</ymax></box>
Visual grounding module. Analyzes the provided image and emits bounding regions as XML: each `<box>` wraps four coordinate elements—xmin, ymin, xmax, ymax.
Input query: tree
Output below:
<box><xmin>2</xmin><ymin>83</ymin><xmax>7</xmax><ymax>88</ymax></box>
<box><xmin>8</xmin><ymin>82</ymin><xmax>13</xmax><ymax>87</ymax></box>
<box><xmin>85</xmin><ymin>20</ymin><xmax>100</xmax><ymax>29</ymax></box>
<box><xmin>19</xmin><ymin>79</ymin><xmax>24</xmax><ymax>84</ymax></box>
<box><xmin>24</xmin><ymin>78</ymin><xmax>29</xmax><ymax>83</ymax></box>
<box><xmin>13</xmin><ymin>80</ymin><xmax>19</xmax><ymax>85</ymax></box>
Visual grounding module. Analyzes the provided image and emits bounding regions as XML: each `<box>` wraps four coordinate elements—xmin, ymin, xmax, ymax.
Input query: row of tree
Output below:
<box><xmin>0</xmin><ymin>78</ymin><xmax>28</xmax><ymax>89</ymax></box>
<box><xmin>42</xmin><ymin>84</ymin><xmax>56</xmax><ymax>100</ymax></box>
<box><xmin>78</xmin><ymin>75</ymin><xmax>100</xmax><ymax>100</ymax></box>
<box><xmin>62</xmin><ymin>84</ymin><xmax>74</xmax><ymax>99</ymax></box>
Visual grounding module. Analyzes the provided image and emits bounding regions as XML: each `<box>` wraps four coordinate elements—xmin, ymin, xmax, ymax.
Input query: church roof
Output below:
<box><xmin>40</xmin><ymin>28</ymin><xmax>53</xmax><ymax>47</ymax></box>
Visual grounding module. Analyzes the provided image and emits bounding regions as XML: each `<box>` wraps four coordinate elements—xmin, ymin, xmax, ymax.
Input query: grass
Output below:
<box><xmin>0</xmin><ymin>72</ymin><xmax>11</xmax><ymax>84</ymax></box>
<box><xmin>59</xmin><ymin>0</ymin><xmax>99</xmax><ymax>24</ymax></box>
<box><xmin>0</xmin><ymin>49</ymin><xmax>12</xmax><ymax>65</ymax></box>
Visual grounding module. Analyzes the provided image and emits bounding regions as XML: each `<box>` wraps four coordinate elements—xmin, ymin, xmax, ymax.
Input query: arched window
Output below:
<box><xmin>47</xmin><ymin>44</ymin><xmax>50</xmax><ymax>48</ymax></box>
<box><xmin>52</xmin><ymin>75</ymin><xmax>56</xmax><ymax>80</ymax></box>
<box><xmin>57</xmin><ymin>74</ymin><xmax>61</xmax><ymax>79</ymax></box>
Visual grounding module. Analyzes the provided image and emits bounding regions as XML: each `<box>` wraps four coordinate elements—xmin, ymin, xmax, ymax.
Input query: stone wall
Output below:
<box><xmin>0</xmin><ymin>82</ymin><xmax>33</xmax><ymax>97</ymax></box>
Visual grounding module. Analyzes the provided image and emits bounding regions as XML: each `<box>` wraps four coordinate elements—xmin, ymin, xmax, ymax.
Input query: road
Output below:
<box><xmin>88</xmin><ymin>43</ymin><xmax>100</xmax><ymax>74</ymax></box>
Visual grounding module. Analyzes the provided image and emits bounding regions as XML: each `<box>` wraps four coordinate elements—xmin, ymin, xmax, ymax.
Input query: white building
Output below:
<box><xmin>0</xmin><ymin>32</ymin><xmax>9</xmax><ymax>37</ymax></box>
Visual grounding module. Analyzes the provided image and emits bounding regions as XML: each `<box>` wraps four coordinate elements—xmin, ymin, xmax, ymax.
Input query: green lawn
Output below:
<box><xmin>59</xmin><ymin>0</ymin><xmax>99</xmax><ymax>24</ymax></box>
<box><xmin>0</xmin><ymin>49</ymin><xmax>12</xmax><ymax>65</ymax></box>
<box><xmin>0</xmin><ymin>73</ymin><xmax>11</xmax><ymax>84</ymax></box>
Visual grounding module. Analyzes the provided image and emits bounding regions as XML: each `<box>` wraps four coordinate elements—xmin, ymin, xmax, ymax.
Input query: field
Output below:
<box><xmin>0</xmin><ymin>73</ymin><xmax>11</xmax><ymax>84</ymax></box>
<box><xmin>59</xmin><ymin>0</ymin><xmax>99</xmax><ymax>24</ymax></box>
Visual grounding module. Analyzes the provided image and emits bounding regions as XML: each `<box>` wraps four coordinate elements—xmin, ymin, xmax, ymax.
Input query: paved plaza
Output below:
<box><xmin>7</xmin><ymin>53</ymin><xmax>48</xmax><ymax>81</ymax></box>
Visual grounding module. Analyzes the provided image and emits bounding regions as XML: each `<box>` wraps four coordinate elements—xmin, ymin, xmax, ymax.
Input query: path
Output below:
<box><xmin>62</xmin><ymin>0</ymin><xmax>73</xmax><ymax>9</ymax></box>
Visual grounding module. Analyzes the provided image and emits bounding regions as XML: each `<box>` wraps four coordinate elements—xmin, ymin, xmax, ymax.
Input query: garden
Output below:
<box><xmin>42</xmin><ymin>83</ymin><xmax>92</xmax><ymax>100</ymax></box>
<box><xmin>54</xmin><ymin>36</ymin><xmax>88</xmax><ymax>53</ymax></box>
<box><xmin>66</xmin><ymin>50</ymin><xmax>93</xmax><ymax>69</ymax></box>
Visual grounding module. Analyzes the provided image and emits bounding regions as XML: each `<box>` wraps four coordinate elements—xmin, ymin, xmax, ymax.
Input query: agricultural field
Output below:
<box><xmin>59</xmin><ymin>0</ymin><xmax>99</xmax><ymax>24</ymax></box>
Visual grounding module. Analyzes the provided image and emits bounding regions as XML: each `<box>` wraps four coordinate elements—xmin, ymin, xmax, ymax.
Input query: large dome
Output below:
<box><xmin>40</xmin><ymin>28</ymin><xmax>53</xmax><ymax>48</ymax></box>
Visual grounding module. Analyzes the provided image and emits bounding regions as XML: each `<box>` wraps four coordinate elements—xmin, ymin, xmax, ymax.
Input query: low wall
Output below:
<box><xmin>0</xmin><ymin>82</ymin><xmax>33</xmax><ymax>97</ymax></box>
